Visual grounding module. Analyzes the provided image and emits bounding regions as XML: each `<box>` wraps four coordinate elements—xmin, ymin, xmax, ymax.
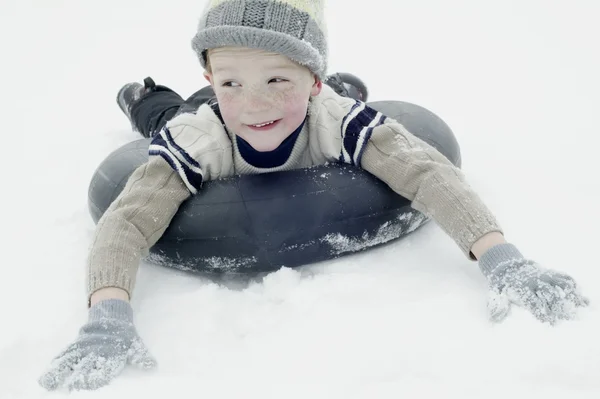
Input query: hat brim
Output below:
<box><xmin>192</xmin><ymin>25</ymin><xmax>327</xmax><ymax>79</ymax></box>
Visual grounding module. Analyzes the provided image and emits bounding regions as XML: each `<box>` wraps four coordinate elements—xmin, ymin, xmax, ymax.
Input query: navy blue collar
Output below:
<box><xmin>235</xmin><ymin>119</ymin><xmax>305</xmax><ymax>168</ymax></box>
<box><xmin>208</xmin><ymin>100</ymin><xmax>306</xmax><ymax>169</ymax></box>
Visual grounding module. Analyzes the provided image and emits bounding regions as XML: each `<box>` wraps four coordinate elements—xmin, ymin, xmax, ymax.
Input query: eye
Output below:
<box><xmin>269</xmin><ymin>78</ymin><xmax>288</xmax><ymax>84</ymax></box>
<box><xmin>222</xmin><ymin>81</ymin><xmax>241</xmax><ymax>87</ymax></box>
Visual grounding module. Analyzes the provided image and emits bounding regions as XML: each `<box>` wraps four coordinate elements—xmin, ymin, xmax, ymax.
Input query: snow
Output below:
<box><xmin>1</xmin><ymin>0</ymin><xmax>600</xmax><ymax>398</ymax></box>
<box><xmin>147</xmin><ymin>253</ymin><xmax>259</xmax><ymax>273</ymax></box>
<box><xmin>322</xmin><ymin>212</ymin><xmax>429</xmax><ymax>255</ymax></box>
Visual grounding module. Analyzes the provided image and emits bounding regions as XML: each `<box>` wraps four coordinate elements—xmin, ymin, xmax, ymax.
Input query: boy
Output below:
<box><xmin>39</xmin><ymin>0</ymin><xmax>588</xmax><ymax>392</ymax></box>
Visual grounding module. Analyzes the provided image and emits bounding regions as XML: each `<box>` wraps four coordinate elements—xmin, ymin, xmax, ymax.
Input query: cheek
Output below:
<box><xmin>214</xmin><ymin>92</ymin><xmax>240</xmax><ymax>125</ymax></box>
<box><xmin>280</xmin><ymin>89</ymin><xmax>310</xmax><ymax>119</ymax></box>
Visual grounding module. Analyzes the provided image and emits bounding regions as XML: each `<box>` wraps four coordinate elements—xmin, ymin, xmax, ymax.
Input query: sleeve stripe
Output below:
<box><xmin>340</xmin><ymin>102</ymin><xmax>366</xmax><ymax>163</ymax></box>
<box><xmin>340</xmin><ymin>101</ymin><xmax>387</xmax><ymax>166</ymax></box>
<box><xmin>353</xmin><ymin>113</ymin><xmax>387</xmax><ymax>166</ymax></box>
<box><xmin>149</xmin><ymin>145</ymin><xmax>203</xmax><ymax>194</ymax></box>
<box><xmin>154</xmin><ymin>127</ymin><xmax>204</xmax><ymax>175</ymax></box>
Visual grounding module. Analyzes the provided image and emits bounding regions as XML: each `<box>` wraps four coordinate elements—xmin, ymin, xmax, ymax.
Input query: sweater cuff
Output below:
<box><xmin>87</xmin><ymin>268</ymin><xmax>134</xmax><ymax>307</ymax></box>
<box><xmin>478</xmin><ymin>243</ymin><xmax>524</xmax><ymax>277</ymax></box>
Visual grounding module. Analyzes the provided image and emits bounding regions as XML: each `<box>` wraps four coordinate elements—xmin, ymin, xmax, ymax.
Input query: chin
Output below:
<box><xmin>243</xmin><ymin>131</ymin><xmax>289</xmax><ymax>152</ymax></box>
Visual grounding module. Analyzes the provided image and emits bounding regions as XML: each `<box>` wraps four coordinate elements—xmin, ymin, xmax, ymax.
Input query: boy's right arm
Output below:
<box><xmin>40</xmin><ymin>109</ymin><xmax>231</xmax><ymax>391</ymax></box>
<box><xmin>86</xmin><ymin>154</ymin><xmax>191</xmax><ymax>307</ymax></box>
<box><xmin>39</xmin><ymin>155</ymin><xmax>191</xmax><ymax>392</ymax></box>
<box><xmin>88</xmin><ymin>105</ymin><xmax>230</xmax><ymax>306</ymax></box>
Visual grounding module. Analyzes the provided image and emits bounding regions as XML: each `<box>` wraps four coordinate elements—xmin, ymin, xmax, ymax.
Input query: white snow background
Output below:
<box><xmin>1</xmin><ymin>0</ymin><xmax>599</xmax><ymax>398</ymax></box>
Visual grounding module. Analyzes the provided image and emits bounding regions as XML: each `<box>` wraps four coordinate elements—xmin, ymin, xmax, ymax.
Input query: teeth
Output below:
<box><xmin>252</xmin><ymin>120</ymin><xmax>275</xmax><ymax>127</ymax></box>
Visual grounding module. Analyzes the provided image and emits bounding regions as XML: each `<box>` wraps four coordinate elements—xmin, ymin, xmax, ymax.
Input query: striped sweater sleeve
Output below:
<box><xmin>149</xmin><ymin>125</ymin><xmax>205</xmax><ymax>194</ymax></box>
<box><xmin>148</xmin><ymin>109</ymin><xmax>234</xmax><ymax>189</ymax></box>
<box><xmin>86</xmin><ymin>156</ymin><xmax>191</xmax><ymax>305</ymax></box>
<box><xmin>336</xmin><ymin>101</ymin><xmax>502</xmax><ymax>259</ymax></box>
<box><xmin>87</xmin><ymin>113</ymin><xmax>230</xmax><ymax>304</ymax></box>
<box><xmin>338</xmin><ymin>101</ymin><xmax>387</xmax><ymax>167</ymax></box>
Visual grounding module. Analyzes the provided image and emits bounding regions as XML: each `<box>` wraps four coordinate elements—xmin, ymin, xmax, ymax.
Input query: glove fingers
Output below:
<box><xmin>38</xmin><ymin>349</ymin><xmax>81</xmax><ymax>391</ymax></box>
<box><xmin>128</xmin><ymin>338</ymin><xmax>157</xmax><ymax>369</ymax></box>
<box><xmin>536</xmin><ymin>282</ymin><xmax>559</xmax><ymax>304</ymax></box>
<box><xmin>484</xmin><ymin>249</ymin><xmax>589</xmax><ymax>325</ymax></box>
<box><xmin>540</xmin><ymin>273</ymin><xmax>589</xmax><ymax>309</ymax></box>
<box><xmin>544</xmin><ymin>273</ymin><xmax>575</xmax><ymax>289</ymax></box>
<box><xmin>557</xmin><ymin>279</ymin><xmax>590</xmax><ymax>308</ymax></box>
<box><xmin>536</xmin><ymin>283</ymin><xmax>571</xmax><ymax>322</ymax></box>
<box><xmin>521</xmin><ymin>284</ymin><xmax>555</xmax><ymax>324</ymax></box>
<box><xmin>65</xmin><ymin>355</ymin><xmax>100</xmax><ymax>391</ymax></box>
<box><xmin>553</xmin><ymin>286</ymin><xmax>590</xmax><ymax>317</ymax></box>
<box><xmin>88</xmin><ymin>355</ymin><xmax>129</xmax><ymax>389</ymax></box>
<box><xmin>487</xmin><ymin>288</ymin><xmax>511</xmax><ymax>322</ymax></box>
<box><xmin>66</xmin><ymin>353</ymin><xmax>127</xmax><ymax>391</ymax></box>
<box><xmin>566</xmin><ymin>289</ymin><xmax>590</xmax><ymax>308</ymax></box>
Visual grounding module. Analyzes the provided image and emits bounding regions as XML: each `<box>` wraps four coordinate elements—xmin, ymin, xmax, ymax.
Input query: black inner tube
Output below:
<box><xmin>88</xmin><ymin>100</ymin><xmax>461</xmax><ymax>273</ymax></box>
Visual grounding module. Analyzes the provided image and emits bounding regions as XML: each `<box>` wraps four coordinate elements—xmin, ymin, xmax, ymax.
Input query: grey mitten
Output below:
<box><xmin>479</xmin><ymin>243</ymin><xmax>589</xmax><ymax>324</ymax></box>
<box><xmin>39</xmin><ymin>299</ymin><xmax>156</xmax><ymax>391</ymax></box>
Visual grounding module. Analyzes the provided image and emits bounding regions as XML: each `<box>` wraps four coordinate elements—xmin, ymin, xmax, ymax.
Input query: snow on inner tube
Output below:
<box><xmin>87</xmin><ymin>100</ymin><xmax>461</xmax><ymax>274</ymax></box>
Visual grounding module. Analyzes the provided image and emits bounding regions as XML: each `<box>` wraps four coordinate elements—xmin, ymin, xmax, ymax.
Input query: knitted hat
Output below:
<box><xmin>191</xmin><ymin>0</ymin><xmax>328</xmax><ymax>79</ymax></box>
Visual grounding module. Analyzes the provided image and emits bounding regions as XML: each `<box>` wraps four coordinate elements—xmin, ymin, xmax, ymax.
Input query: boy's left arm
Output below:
<box><xmin>359</xmin><ymin>120</ymin><xmax>588</xmax><ymax>324</ymax></box>
<box><xmin>360</xmin><ymin>120</ymin><xmax>497</xmax><ymax>259</ymax></box>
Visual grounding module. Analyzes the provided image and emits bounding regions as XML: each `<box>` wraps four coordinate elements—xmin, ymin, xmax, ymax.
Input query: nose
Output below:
<box><xmin>243</xmin><ymin>85</ymin><xmax>273</xmax><ymax>113</ymax></box>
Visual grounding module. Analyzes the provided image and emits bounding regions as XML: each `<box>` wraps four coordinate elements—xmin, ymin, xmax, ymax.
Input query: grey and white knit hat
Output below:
<box><xmin>191</xmin><ymin>0</ymin><xmax>328</xmax><ymax>79</ymax></box>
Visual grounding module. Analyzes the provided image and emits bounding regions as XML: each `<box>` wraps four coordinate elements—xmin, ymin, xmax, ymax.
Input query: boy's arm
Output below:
<box><xmin>86</xmin><ymin>155</ymin><xmax>191</xmax><ymax>307</ymax></box>
<box><xmin>86</xmin><ymin>110</ymin><xmax>230</xmax><ymax>307</ymax></box>
<box><xmin>358</xmin><ymin>120</ymin><xmax>589</xmax><ymax>324</ymax></box>
<box><xmin>360</xmin><ymin>121</ymin><xmax>503</xmax><ymax>260</ymax></box>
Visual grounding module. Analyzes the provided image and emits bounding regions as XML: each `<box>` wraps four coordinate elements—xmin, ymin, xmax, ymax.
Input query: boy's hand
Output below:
<box><xmin>38</xmin><ymin>299</ymin><xmax>156</xmax><ymax>391</ymax></box>
<box><xmin>478</xmin><ymin>243</ymin><xmax>589</xmax><ymax>324</ymax></box>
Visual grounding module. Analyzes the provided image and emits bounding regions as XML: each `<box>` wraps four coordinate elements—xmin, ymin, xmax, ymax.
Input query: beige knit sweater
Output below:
<box><xmin>87</xmin><ymin>85</ymin><xmax>502</xmax><ymax>304</ymax></box>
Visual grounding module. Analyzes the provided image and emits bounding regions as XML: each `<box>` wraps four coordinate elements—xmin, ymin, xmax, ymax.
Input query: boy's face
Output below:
<box><xmin>204</xmin><ymin>47</ymin><xmax>322</xmax><ymax>152</ymax></box>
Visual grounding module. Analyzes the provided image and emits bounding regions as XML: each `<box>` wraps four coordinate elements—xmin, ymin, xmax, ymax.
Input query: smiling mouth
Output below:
<box><xmin>246</xmin><ymin>119</ymin><xmax>282</xmax><ymax>130</ymax></box>
<box><xmin>250</xmin><ymin>120</ymin><xmax>277</xmax><ymax>127</ymax></box>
